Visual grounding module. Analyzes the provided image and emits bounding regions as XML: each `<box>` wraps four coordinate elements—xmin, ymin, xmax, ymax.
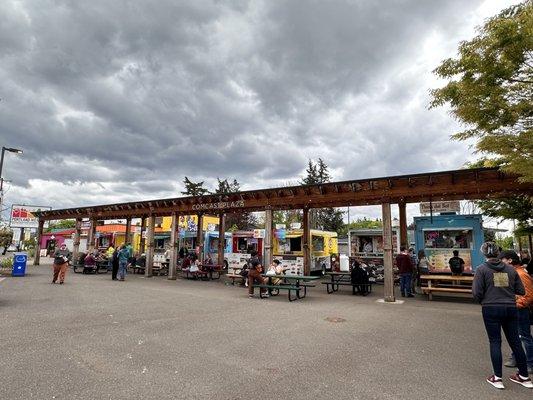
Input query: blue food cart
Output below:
<box><xmin>414</xmin><ymin>214</ymin><xmax>485</xmax><ymax>274</ymax></box>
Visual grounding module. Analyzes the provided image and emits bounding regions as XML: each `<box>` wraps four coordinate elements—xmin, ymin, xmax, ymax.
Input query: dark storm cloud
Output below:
<box><xmin>0</xmin><ymin>0</ymin><xmax>514</xmax><ymax>211</ymax></box>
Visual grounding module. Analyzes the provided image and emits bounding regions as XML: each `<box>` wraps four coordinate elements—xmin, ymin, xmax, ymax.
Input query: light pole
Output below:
<box><xmin>0</xmin><ymin>146</ymin><xmax>23</xmax><ymax>223</ymax></box>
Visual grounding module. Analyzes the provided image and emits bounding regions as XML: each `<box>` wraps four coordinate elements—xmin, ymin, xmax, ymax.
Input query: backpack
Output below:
<box><xmin>239</xmin><ymin>264</ymin><xmax>249</xmax><ymax>277</ymax></box>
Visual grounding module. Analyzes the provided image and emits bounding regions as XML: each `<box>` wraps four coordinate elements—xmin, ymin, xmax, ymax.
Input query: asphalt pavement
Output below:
<box><xmin>0</xmin><ymin>260</ymin><xmax>531</xmax><ymax>400</ymax></box>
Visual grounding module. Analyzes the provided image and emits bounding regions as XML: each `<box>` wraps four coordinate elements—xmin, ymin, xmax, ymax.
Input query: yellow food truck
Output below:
<box><xmin>273</xmin><ymin>229</ymin><xmax>338</xmax><ymax>275</ymax></box>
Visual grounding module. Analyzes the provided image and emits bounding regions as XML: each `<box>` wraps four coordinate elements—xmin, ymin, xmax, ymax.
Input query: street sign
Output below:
<box><xmin>9</xmin><ymin>205</ymin><xmax>52</xmax><ymax>228</ymax></box>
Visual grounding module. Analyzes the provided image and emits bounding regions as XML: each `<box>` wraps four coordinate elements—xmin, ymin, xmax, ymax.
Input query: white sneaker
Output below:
<box><xmin>510</xmin><ymin>373</ymin><xmax>533</xmax><ymax>388</ymax></box>
<box><xmin>486</xmin><ymin>375</ymin><xmax>505</xmax><ymax>389</ymax></box>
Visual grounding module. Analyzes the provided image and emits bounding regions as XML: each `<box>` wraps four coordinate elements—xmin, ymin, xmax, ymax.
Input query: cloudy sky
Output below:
<box><xmin>0</xmin><ymin>0</ymin><xmax>521</xmax><ymax>224</ymax></box>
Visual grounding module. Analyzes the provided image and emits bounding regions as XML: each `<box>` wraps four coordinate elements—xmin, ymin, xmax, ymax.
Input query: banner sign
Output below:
<box><xmin>253</xmin><ymin>229</ymin><xmax>265</xmax><ymax>239</ymax></box>
<box><xmin>420</xmin><ymin>201</ymin><xmax>460</xmax><ymax>214</ymax></box>
<box><xmin>9</xmin><ymin>205</ymin><xmax>52</xmax><ymax>228</ymax></box>
<box><xmin>191</xmin><ymin>200</ymin><xmax>245</xmax><ymax>211</ymax></box>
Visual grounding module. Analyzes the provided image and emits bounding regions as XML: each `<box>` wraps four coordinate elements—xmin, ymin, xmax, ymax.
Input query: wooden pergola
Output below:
<box><xmin>34</xmin><ymin>167</ymin><xmax>533</xmax><ymax>302</ymax></box>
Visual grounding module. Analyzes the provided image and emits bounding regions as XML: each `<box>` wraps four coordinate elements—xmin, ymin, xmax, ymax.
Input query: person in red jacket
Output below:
<box><xmin>500</xmin><ymin>250</ymin><xmax>533</xmax><ymax>374</ymax></box>
<box><xmin>396</xmin><ymin>246</ymin><xmax>414</xmax><ymax>297</ymax></box>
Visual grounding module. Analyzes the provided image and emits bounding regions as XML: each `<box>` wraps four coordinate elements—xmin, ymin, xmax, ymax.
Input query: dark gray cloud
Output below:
<box><xmin>0</xmin><ymin>0</ymin><xmax>519</xmax><ymax>216</ymax></box>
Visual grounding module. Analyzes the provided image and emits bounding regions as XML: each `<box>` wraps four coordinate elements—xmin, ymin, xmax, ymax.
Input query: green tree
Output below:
<box><xmin>46</xmin><ymin>219</ymin><xmax>76</xmax><ymax>232</ymax></box>
<box><xmin>301</xmin><ymin>158</ymin><xmax>344</xmax><ymax>232</ymax></box>
<box><xmin>181</xmin><ymin>177</ymin><xmax>210</xmax><ymax>196</ymax></box>
<box><xmin>339</xmin><ymin>218</ymin><xmax>383</xmax><ymax>236</ymax></box>
<box><xmin>430</xmin><ymin>1</ymin><xmax>533</xmax><ymax>182</ymax></box>
<box><xmin>215</xmin><ymin>178</ymin><xmax>258</xmax><ymax>230</ymax></box>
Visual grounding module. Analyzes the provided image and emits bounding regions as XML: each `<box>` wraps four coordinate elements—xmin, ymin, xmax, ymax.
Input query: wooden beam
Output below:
<box><xmin>382</xmin><ymin>203</ymin><xmax>395</xmax><ymax>302</ymax></box>
<box><xmin>168</xmin><ymin>212</ymin><xmax>178</xmax><ymax>280</ymax></box>
<box><xmin>264</xmin><ymin>208</ymin><xmax>273</xmax><ymax>268</ymax></box>
<box><xmin>196</xmin><ymin>213</ymin><xmax>204</xmax><ymax>262</ymax></box>
<box><xmin>398</xmin><ymin>201</ymin><xmax>408</xmax><ymax>248</ymax></box>
<box><xmin>145</xmin><ymin>215</ymin><xmax>155</xmax><ymax>277</ymax></box>
<box><xmin>302</xmin><ymin>207</ymin><xmax>310</xmax><ymax>276</ymax></box>
<box><xmin>72</xmin><ymin>218</ymin><xmax>82</xmax><ymax>265</ymax></box>
<box><xmin>33</xmin><ymin>219</ymin><xmax>44</xmax><ymax>266</ymax></box>
<box><xmin>217</xmin><ymin>212</ymin><xmax>226</xmax><ymax>268</ymax></box>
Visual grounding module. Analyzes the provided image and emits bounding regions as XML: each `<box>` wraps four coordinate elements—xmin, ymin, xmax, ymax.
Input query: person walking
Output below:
<box><xmin>473</xmin><ymin>242</ymin><xmax>533</xmax><ymax>389</ymax></box>
<box><xmin>499</xmin><ymin>250</ymin><xmax>533</xmax><ymax>374</ymax></box>
<box><xmin>52</xmin><ymin>244</ymin><xmax>71</xmax><ymax>284</ymax></box>
<box><xmin>396</xmin><ymin>246</ymin><xmax>414</xmax><ymax>297</ymax></box>
<box><xmin>117</xmin><ymin>245</ymin><xmax>129</xmax><ymax>281</ymax></box>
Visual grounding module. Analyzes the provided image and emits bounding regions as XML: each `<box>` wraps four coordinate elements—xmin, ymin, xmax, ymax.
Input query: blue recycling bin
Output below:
<box><xmin>12</xmin><ymin>252</ymin><xmax>28</xmax><ymax>277</ymax></box>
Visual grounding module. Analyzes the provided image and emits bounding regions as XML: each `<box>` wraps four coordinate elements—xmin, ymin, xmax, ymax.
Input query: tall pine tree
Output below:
<box><xmin>215</xmin><ymin>178</ymin><xmax>258</xmax><ymax>230</ymax></box>
<box><xmin>181</xmin><ymin>177</ymin><xmax>210</xmax><ymax>196</ymax></box>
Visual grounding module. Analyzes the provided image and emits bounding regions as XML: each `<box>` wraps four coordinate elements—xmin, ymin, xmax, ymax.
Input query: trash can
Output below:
<box><xmin>12</xmin><ymin>252</ymin><xmax>28</xmax><ymax>277</ymax></box>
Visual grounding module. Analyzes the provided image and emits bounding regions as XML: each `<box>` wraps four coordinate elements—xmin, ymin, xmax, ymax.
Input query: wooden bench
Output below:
<box><xmin>322</xmin><ymin>281</ymin><xmax>373</xmax><ymax>295</ymax></box>
<box><xmin>226</xmin><ymin>273</ymin><xmax>244</xmax><ymax>285</ymax></box>
<box><xmin>420</xmin><ymin>274</ymin><xmax>473</xmax><ymax>301</ymax></box>
<box><xmin>422</xmin><ymin>286</ymin><xmax>472</xmax><ymax>301</ymax></box>
<box><xmin>254</xmin><ymin>284</ymin><xmax>301</xmax><ymax>302</ymax></box>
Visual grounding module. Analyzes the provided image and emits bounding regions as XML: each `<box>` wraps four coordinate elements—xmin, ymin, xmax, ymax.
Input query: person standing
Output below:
<box><xmin>449</xmin><ymin>250</ymin><xmax>465</xmax><ymax>275</ymax></box>
<box><xmin>473</xmin><ymin>242</ymin><xmax>532</xmax><ymax>389</ymax></box>
<box><xmin>52</xmin><ymin>244</ymin><xmax>71</xmax><ymax>284</ymax></box>
<box><xmin>117</xmin><ymin>245</ymin><xmax>129</xmax><ymax>281</ymax></box>
<box><xmin>111</xmin><ymin>246</ymin><xmax>120</xmax><ymax>280</ymax></box>
<box><xmin>396</xmin><ymin>246</ymin><xmax>414</xmax><ymax>297</ymax></box>
<box><xmin>499</xmin><ymin>250</ymin><xmax>533</xmax><ymax>374</ymax></box>
<box><xmin>106</xmin><ymin>245</ymin><xmax>115</xmax><ymax>272</ymax></box>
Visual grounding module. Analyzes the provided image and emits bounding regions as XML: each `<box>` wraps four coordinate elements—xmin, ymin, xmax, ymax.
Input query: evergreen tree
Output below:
<box><xmin>301</xmin><ymin>158</ymin><xmax>344</xmax><ymax>233</ymax></box>
<box><xmin>181</xmin><ymin>177</ymin><xmax>210</xmax><ymax>196</ymax></box>
<box><xmin>215</xmin><ymin>178</ymin><xmax>257</xmax><ymax>230</ymax></box>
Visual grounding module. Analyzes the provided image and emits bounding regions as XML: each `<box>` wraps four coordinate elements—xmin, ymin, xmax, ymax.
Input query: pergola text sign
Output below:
<box><xmin>191</xmin><ymin>200</ymin><xmax>245</xmax><ymax>211</ymax></box>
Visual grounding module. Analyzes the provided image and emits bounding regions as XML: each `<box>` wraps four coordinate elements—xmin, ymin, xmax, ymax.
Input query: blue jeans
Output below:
<box><xmin>482</xmin><ymin>305</ymin><xmax>528</xmax><ymax>377</ymax></box>
<box><xmin>118</xmin><ymin>260</ymin><xmax>128</xmax><ymax>280</ymax></box>
<box><xmin>108</xmin><ymin>259</ymin><xmax>113</xmax><ymax>271</ymax></box>
<box><xmin>510</xmin><ymin>308</ymin><xmax>533</xmax><ymax>368</ymax></box>
<box><xmin>399</xmin><ymin>273</ymin><xmax>412</xmax><ymax>295</ymax></box>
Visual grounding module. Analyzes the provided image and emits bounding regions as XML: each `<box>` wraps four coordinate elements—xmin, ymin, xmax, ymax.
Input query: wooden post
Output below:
<box><xmin>125</xmin><ymin>217</ymin><xmax>132</xmax><ymax>246</ymax></box>
<box><xmin>302</xmin><ymin>207</ymin><xmax>310</xmax><ymax>276</ymax></box>
<box><xmin>87</xmin><ymin>218</ymin><xmax>97</xmax><ymax>251</ymax></box>
<box><xmin>34</xmin><ymin>218</ymin><xmax>44</xmax><ymax>265</ymax></box>
<box><xmin>264</xmin><ymin>208</ymin><xmax>273</xmax><ymax>268</ymax></box>
<box><xmin>382</xmin><ymin>203</ymin><xmax>395</xmax><ymax>302</ymax></box>
<box><xmin>168</xmin><ymin>212</ymin><xmax>178</xmax><ymax>280</ymax></box>
<box><xmin>399</xmin><ymin>201</ymin><xmax>408</xmax><ymax>248</ymax></box>
<box><xmin>528</xmin><ymin>234</ymin><xmax>533</xmax><ymax>255</ymax></box>
<box><xmin>73</xmin><ymin>218</ymin><xmax>82</xmax><ymax>264</ymax></box>
<box><xmin>196</xmin><ymin>213</ymin><xmax>204</xmax><ymax>262</ymax></box>
<box><xmin>145</xmin><ymin>215</ymin><xmax>155</xmax><ymax>277</ymax></box>
<box><xmin>139</xmin><ymin>216</ymin><xmax>146</xmax><ymax>253</ymax></box>
<box><xmin>217</xmin><ymin>212</ymin><xmax>225</xmax><ymax>268</ymax></box>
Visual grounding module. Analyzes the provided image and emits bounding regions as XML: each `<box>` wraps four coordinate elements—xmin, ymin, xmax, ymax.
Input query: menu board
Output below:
<box><xmin>425</xmin><ymin>249</ymin><xmax>472</xmax><ymax>273</ymax></box>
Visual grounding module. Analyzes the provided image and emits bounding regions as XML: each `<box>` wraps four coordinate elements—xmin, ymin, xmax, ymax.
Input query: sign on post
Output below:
<box><xmin>9</xmin><ymin>205</ymin><xmax>52</xmax><ymax>229</ymax></box>
<box><xmin>419</xmin><ymin>201</ymin><xmax>460</xmax><ymax>214</ymax></box>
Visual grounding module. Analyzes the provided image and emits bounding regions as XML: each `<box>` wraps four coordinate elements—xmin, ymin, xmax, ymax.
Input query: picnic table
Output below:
<box><xmin>258</xmin><ymin>274</ymin><xmax>320</xmax><ymax>302</ymax></box>
<box><xmin>420</xmin><ymin>274</ymin><xmax>473</xmax><ymax>301</ymax></box>
<box><xmin>182</xmin><ymin>264</ymin><xmax>223</xmax><ymax>280</ymax></box>
<box><xmin>323</xmin><ymin>271</ymin><xmax>372</xmax><ymax>295</ymax></box>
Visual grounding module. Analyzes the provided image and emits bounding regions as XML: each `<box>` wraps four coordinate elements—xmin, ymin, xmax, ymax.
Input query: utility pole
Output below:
<box><xmin>0</xmin><ymin>146</ymin><xmax>23</xmax><ymax>225</ymax></box>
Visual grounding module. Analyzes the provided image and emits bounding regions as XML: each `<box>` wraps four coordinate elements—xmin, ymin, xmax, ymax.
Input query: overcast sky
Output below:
<box><xmin>0</xmin><ymin>0</ymin><xmax>521</xmax><ymax>225</ymax></box>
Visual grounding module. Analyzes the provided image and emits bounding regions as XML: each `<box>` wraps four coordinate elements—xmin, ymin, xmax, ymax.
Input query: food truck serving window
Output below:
<box><xmin>289</xmin><ymin>237</ymin><xmax>302</xmax><ymax>252</ymax></box>
<box><xmin>312</xmin><ymin>235</ymin><xmax>325</xmax><ymax>252</ymax></box>
<box><xmin>423</xmin><ymin>229</ymin><xmax>473</xmax><ymax>249</ymax></box>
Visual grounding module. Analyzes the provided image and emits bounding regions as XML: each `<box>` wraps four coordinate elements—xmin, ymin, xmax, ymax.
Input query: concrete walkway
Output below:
<box><xmin>0</xmin><ymin>262</ymin><xmax>530</xmax><ymax>400</ymax></box>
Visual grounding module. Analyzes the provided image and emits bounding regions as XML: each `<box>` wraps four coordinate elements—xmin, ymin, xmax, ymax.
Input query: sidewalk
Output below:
<box><xmin>0</xmin><ymin>263</ymin><xmax>530</xmax><ymax>400</ymax></box>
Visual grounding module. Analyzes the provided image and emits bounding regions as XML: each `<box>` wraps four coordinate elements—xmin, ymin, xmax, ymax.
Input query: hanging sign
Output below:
<box><xmin>253</xmin><ymin>229</ymin><xmax>265</xmax><ymax>239</ymax></box>
<box><xmin>420</xmin><ymin>201</ymin><xmax>460</xmax><ymax>214</ymax></box>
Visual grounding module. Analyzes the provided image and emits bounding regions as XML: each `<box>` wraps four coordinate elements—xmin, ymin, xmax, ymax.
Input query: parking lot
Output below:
<box><xmin>0</xmin><ymin>261</ymin><xmax>531</xmax><ymax>400</ymax></box>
